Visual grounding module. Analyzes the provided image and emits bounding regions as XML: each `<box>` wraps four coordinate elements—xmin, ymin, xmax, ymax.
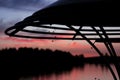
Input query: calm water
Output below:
<box><xmin>19</xmin><ymin>64</ymin><xmax>118</xmax><ymax>80</ymax></box>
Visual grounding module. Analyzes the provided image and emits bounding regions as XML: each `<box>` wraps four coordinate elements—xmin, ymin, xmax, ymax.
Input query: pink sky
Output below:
<box><xmin>1</xmin><ymin>35</ymin><xmax>120</xmax><ymax>57</ymax></box>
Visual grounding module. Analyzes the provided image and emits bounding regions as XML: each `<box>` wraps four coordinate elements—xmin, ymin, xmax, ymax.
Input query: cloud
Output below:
<box><xmin>0</xmin><ymin>19</ymin><xmax>5</xmax><ymax>32</ymax></box>
<box><xmin>0</xmin><ymin>19</ymin><xmax>19</xmax><ymax>34</ymax></box>
<box><xmin>0</xmin><ymin>0</ymin><xmax>58</xmax><ymax>11</ymax></box>
<box><xmin>0</xmin><ymin>0</ymin><xmax>47</xmax><ymax>6</ymax></box>
<box><xmin>0</xmin><ymin>0</ymin><xmax>58</xmax><ymax>33</ymax></box>
<box><xmin>0</xmin><ymin>36</ymin><xmax>48</xmax><ymax>42</ymax></box>
<box><xmin>0</xmin><ymin>0</ymin><xmax>58</xmax><ymax>35</ymax></box>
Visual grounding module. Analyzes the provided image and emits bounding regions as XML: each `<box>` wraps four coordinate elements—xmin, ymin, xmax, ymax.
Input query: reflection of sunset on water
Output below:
<box><xmin>21</xmin><ymin>64</ymin><xmax>118</xmax><ymax>80</ymax></box>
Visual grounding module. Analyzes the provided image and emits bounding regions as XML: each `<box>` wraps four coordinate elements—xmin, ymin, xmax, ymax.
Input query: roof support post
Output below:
<box><xmin>91</xmin><ymin>26</ymin><xmax>113</xmax><ymax>56</ymax></box>
<box><xmin>100</xmin><ymin>26</ymin><xmax>120</xmax><ymax>79</ymax></box>
<box><xmin>67</xmin><ymin>25</ymin><xmax>117</xmax><ymax>80</ymax></box>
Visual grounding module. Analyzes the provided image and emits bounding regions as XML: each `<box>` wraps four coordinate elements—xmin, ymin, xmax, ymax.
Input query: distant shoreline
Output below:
<box><xmin>0</xmin><ymin>48</ymin><xmax>119</xmax><ymax>64</ymax></box>
<box><xmin>0</xmin><ymin>48</ymin><xmax>119</xmax><ymax>80</ymax></box>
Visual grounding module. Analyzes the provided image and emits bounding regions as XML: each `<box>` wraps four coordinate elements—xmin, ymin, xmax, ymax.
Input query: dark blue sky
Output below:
<box><xmin>0</xmin><ymin>0</ymin><xmax>57</xmax><ymax>10</ymax></box>
<box><xmin>0</xmin><ymin>0</ymin><xmax>57</xmax><ymax>34</ymax></box>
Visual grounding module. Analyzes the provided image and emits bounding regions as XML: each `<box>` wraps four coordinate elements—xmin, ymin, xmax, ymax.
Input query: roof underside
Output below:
<box><xmin>24</xmin><ymin>0</ymin><xmax>120</xmax><ymax>26</ymax></box>
<box><xmin>5</xmin><ymin>0</ymin><xmax>120</xmax><ymax>42</ymax></box>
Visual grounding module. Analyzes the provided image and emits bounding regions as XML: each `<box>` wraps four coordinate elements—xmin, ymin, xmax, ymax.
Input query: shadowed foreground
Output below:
<box><xmin>0</xmin><ymin>48</ymin><xmax>119</xmax><ymax>80</ymax></box>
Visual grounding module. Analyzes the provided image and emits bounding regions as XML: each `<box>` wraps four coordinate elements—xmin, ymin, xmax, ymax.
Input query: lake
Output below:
<box><xmin>19</xmin><ymin>64</ymin><xmax>118</xmax><ymax>80</ymax></box>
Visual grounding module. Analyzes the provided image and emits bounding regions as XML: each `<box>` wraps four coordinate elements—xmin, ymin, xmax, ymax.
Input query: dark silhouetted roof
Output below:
<box><xmin>5</xmin><ymin>0</ymin><xmax>120</xmax><ymax>42</ymax></box>
<box><xmin>27</xmin><ymin>0</ymin><xmax>120</xmax><ymax>26</ymax></box>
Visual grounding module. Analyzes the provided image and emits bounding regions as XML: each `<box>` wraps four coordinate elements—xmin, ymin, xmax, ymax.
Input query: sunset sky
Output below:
<box><xmin>0</xmin><ymin>0</ymin><xmax>120</xmax><ymax>57</ymax></box>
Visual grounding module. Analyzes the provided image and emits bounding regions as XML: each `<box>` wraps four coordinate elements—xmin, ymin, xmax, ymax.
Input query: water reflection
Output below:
<box><xmin>19</xmin><ymin>64</ymin><xmax>118</xmax><ymax>80</ymax></box>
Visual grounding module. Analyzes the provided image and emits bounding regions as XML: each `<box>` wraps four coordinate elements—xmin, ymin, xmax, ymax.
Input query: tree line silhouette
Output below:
<box><xmin>0</xmin><ymin>48</ymin><xmax>119</xmax><ymax>80</ymax></box>
<box><xmin>0</xmin><ymin>48</ymin><xmax>119</xmax><ymax>68</ymax></box>
<box><xmin>0</xmin><ymin>48</ymin><xmax>85</xmax><ymax>80</ymax></box>
<box><xmin>0</xmin><ymin>48</ymin><xmax>85</xmax><ymax>66</ymax></box>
